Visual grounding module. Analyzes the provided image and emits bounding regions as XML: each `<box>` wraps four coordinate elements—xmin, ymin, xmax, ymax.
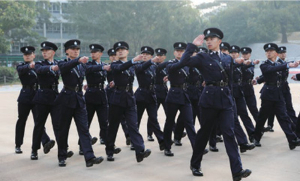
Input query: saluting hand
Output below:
<box><xmin>103</xmin><ymin>65</ymin><xmax>111</xmax><ymax>71</ymax></box>
<box><xmin>163</xmin><ymin>76</ymin><xmax>168</xmax><ymax>82</ymax></box>
<box><xmin>109</xmin><ymin>81</ymin><xmax>115</xmax><ymax>88</ymax></box>
<box><xmin>193</xmin><ymin>34</ymin><xmax>205</xmax><ymax>46</ymax></box>
<box><xmin>79</xmin><ymin>56</ymin><xmax>89</xmax><ymax>64</ymax></box>
<box><xmin>51</xmin><ymin>65</ymin><xmax>59</xmax><ymax>71</ymax></box>
<box><xmin>83</xmin><ymin>84</ymin><xmax>88</xmax><ymax>90</ymax></box>
<box><xmin>235</xmin><ymin>58</ymin><xmax>244</xmax><ymax>64</ymax></box>
<box><xmin>29</xmin><ymin>62</ymin><xmax>35</xmax><ymax>69</ymax></box>
<box><xmin>133</xmin><ymin>54</ymin><xmax>143</xmax><ymax>62</ymax></box>
<box><xmin>288</xmin><ymin>62</ymin><xmax>299</xmax><ymax>68</ymax></box>
<box><xmin>151</xmin><ymin>56</ymin><xmax>160</xmax><ymax>63</ymax></box>
<box><xmin>291</xmin><ymin>75</ymin><xmax>297</xmax><ymax>81</ymax></box>
<box><xmin>252</xmin><ymin>79</ymin><xmax>257</xmax><ymax>85</ymax></box>
<box><xmin>253</xmin><ymin>60</ymin><xmax>260</xmax><ymax>65</ymax></box>
<box><xmin>243</xmin><ymin>60</ymin><xmax>251</xmax><ymax>65</ymax></box>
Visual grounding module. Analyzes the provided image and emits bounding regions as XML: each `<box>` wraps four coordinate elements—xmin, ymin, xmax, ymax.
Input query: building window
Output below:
<box><xmin>47</xmin><ymin>2</ymin><xmax>60</xmax><ymax>13</ymax></box>
<box><xmin>62</xmin><ymin>3</ymin><xmax>69</xmax><ymax>14</ymax></box>
<box><xmin>47</xmin><ymin>23</ymin><xmax>61</xmax><ymax>34</ymax></box>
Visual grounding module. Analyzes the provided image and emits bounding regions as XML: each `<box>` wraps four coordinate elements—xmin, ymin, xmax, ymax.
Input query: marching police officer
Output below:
<box><xmin>105</xmin><ymin>41</ymin><xmax>151</xmax><ymax>162</ymax></box>
<box><xmin>79</xmin><ymin>44</ymin><xmax>116</xmax><ymax>155</ymax></box>
<box><xmin>55</xmin><ymin>39</ymin><xmax>104</xmax><ymax>167</ymax></box>
<box><xmin>253</xmin><ymin>43</ymin><xmax>300</xmax><ymax>150</ymax></box>
<box><xmin>15</xmin><ymin>46</ymin><xmax>51</xmax><ymax>154</ymax></box>
<box><xmin>134</xmin><ymin>46</ymin><xmax>165</xmax><ymax>151</ymax></box>
<box><xmin>265</xmin><ymin>46</ymin><xmax>298</xmax><ymax>132</ymax></box>
<box><xmin>106</xmin><ymin>48</ymin><xmax>131</xmax><ymax>145</ymax></box>
<box><xmin>230</xmin><ymin>45</ymin><xmax>256</xmax><ymax>140</ymax></box>
<box><xmin>147</xmin><ymin>48</ymin><xmax>168</xmax><ymax>141</ymax></box>
<box><xmin>240</xmin><ymin>47</ymin><xmax>260</xmax><ymax>123</ymax></box>
<box><xmin>163</xmin><ymin>42</ymin><xmax>196</xmax><ymax>156</ymax></box>
<box><xmin>31</xmin><ymin>42</ymin><xmax>60</xmax><ymax>160</ymax></box>
<box><xmin>181</xmin><ymin>28</ymin><xmax>251</xmax><ymax>180</ymax></box>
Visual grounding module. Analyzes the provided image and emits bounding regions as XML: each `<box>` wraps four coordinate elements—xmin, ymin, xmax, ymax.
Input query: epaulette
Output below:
<box><xmin>168</xmin><ymin>59</ymin><xmax>174</xmax><ymax>63</ymax></box>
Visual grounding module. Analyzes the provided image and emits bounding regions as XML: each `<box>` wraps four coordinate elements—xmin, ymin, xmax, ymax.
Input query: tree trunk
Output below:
<box><xmin>280</xmin><ymin>22</ymin><xmax>288</xmax><ymax>43</ymax></box>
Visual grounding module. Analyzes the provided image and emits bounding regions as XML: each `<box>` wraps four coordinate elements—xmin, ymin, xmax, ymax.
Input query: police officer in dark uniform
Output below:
<box><xmin>182</xmin><ymin>28</ymin><xmax>251</xmax><ymax>180</ymax></box>
<box><xmin>253</xmin><ymin>43</ymin><xmax>300</xmax><ymax>150</ymax></box>
<box><xmin>31</xmin><ymin>42</ymin><xmax>61</xmax><ymax>160</ymax></box>
<box><xmin>79</xmin><ymin>44</ymin><xmax>118</xmax><ymax>155</ymax></box>
<box><xmin>220</xmin><ymin>42</ymin><xmax>230</xmax><ymax>55</ymax></box>
<box><xmin>264</xmin><ymin>46</ymin><xmax>298</xmax><ymax>132</ymax></box>
<box><xmin>106</xmin><ymin>48</ymin><xmax>131</xmax><ymax>145</ymax></box>
<box><xmin>147</xmin><ymin>48</ymin><xmax>168</xmax><ymax>141</ymax></box>
<box><xmin>105</xmin><ymin>41</ymin><xmax>151</xmax><ymax>162</ymax></box>
<box><xmin>230</xmin><ymin>45</ymin><xmax>256</xmax><ymax>141</ymax></box>
<box><xmin>163</xmin><ymin>42</ymin><xmax>196</xmax><ymax>156</ymax></box>
<box><xmin>240</xmin><ymin>47</ymin><xmax>260</xmax><ymax>123</ymax></box>
<box><xmin>134</xmin><ymin>46</ymin><xmax>165</xmax><ymax>151</ymax></box>
<box><xmin>15</xmin><ymin>46</ymin><xmax>51</xmax><ymax>154</ymax></box>
<box><xmin>55</xmin><ymin>39</ymin><xmax>104</xmax><ymax>167</ymax></box>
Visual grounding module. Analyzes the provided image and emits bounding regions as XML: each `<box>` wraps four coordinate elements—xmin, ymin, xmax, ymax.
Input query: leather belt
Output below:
<box><xmin>63</xmin><ymin>85</ymin><xmax>82</xmax><ymax>92</ymax></box>
<box><xmin>139</xmin><ymin>84</ymin><xmax>154</xmax><ymax>90</ymax></box>
<box><xmin>206</xmin><ymin>81</ymin><xmax>228</xmax><ymax>87</ymax></box>
<box><xmin>22</xmin><ymin>84</ymin><xmax>38</xmax><ymax>90</ymax></box>
<box><xmin>171</xmin><ymin>83</ymin><xmax>187</xmax><ymax>90</ymax></box>
<box><xmin>242</xmin><ymin>79</ymin><xmax>252</xmax><ymax>85</ymax></box>
<box><xmin>115</xmin><ymin>85</ymin><xmax>133</xmax><ymax>92</ymax></box>
<box><xmin>88</xmin><ymin>83</ymin><xmax>104</xmax><ymax>89</ymax></box>
<box><xmin>39</xmin><ymin>84</ymin><xmax>58</xmax><ymax>90</ymax></box>
<box><xmin>266</xmin><ymin>82</ymin><xmax>281</xmax><ymax>87</ymax></box>
<box><xmin>233</xmin><ymin>79</ymin><xmax>242</xmax><ymax>85</ymax></box>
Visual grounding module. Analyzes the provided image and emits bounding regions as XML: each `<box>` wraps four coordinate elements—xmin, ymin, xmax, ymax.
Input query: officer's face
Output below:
<box><xmin>157</xmin><ymin>55</ymin><xmax>166</xmax><ymax>63</ymax></box>
<box><xmin>242</xmin><ymin>53</ymin><xmax>251</xmax><ymax>60</ymax></box>
<box><xmin>90</xmin><ymin>51</ymin><xmax>103</xmax><ymax>60</ymax></box>
<box><xmin>265</xmin><ymin>50</ymin><xmax>277</xmax><ymax>60</ymax></box>
<box><xmin>230</xmin><ymin>52</ymin><xmax>240</xmax><ymax>59</ymax></box>
<box><xmin>174</xmin><ymin>49</ymin><xmax>185</xmax><ymax>59</ymax></box>
<box><xmin>221</xmin><ymin>49</ymin><xmax>229</xmax><ymax>55</ymax></box>
<box><xmin>109</xmin><ymin>55</ymin><xmax>117</xmax><ymax>62</ymax></box>
<box><xmin>42</xmin><ymin>49</ymin><xmax>55</xmax><ymax>60</ymax></box>
<box><xmin>205</xmin><ymin>37</ymin><xmax>221</xmax><ymax>51</ymax></box>
<box><xmin>116</xmin><ymin>48</ymin><xmax>128</xmax><ymax>59</ymax></box>
<box><xmin>278</xmin><ymin>52</ymin><xmax>286</xmax><ymax>60</ymax></box>
<box><xmin>23</xmin><ymin>53</ymin><xmax>35</xmax><ymax>62</ymax></box>
<box><xmin>66</xmin><ymin>48</ymin><xmax>80</xmax><ymax>59</ymax></box>
<box><xmin>142</xmin><ymin>53</ymin><xmax>153</xmax><ymax>61</ymax></box>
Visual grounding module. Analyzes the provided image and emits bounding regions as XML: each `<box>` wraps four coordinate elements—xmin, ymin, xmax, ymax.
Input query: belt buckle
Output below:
<box><xmin>149</xmin><ymin>84</ymin><xmax>153</xmax><ymax>90</ymax></box>
<box><xmin>183</xmin><ymin>83</ymin><xmax>187</xmax><ymax>91</ymax></box>
<box><xmin>220</xmin><ymin>80</ymin><xmax>225</xmax><ymax>87</ymax></box>
<box><xmin>99</xmin><ymin>83</ymin><xmax>102</xmax><ymax>90</ymax></box>
<box><xmin>277</xmin><ymin>81</ymin><xmax>280</xmax><ymax>87</ymax></box>
<box><xmin>33</xmin><ymin>84</ymin><xmax>37</xmax><ymax>91</ymax></box>
<box><xmin>75</xmin><ymin>86</ymin><xmax>79</xmax><ymax>92</ymax></box>
<box><xmin>126</xmin><ymin>84</ymin><xmax>129</xmax><ymax>92</ymax></box>
<box><xmin>52</xmin><ymin>84</ymin><xmax>56</xmax><ymax>90</ymax></box>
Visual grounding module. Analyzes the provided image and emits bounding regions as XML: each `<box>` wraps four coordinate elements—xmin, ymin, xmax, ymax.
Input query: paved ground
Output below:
<box><xmin>0</xmin><ymin>84</ymin><xmax>300</xmax><ymax>181</ymax></box>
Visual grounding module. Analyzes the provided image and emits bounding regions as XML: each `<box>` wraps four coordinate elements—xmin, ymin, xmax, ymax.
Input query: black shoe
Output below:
<box><xmin>67</xmin><ymin>151</ymin><xmax>74</xmax><ymax>158</ymax></box>
<box><xmin>100</xmin><ymin>138</ymin><xmax>105</xmax><ymax>145</ymax></box>
<box><xmin>114</xmin><ymin>147</ymin><xmax>121</xmax><ymax>154</ymax></box>
<box><xmin>269</xmin><ymin>127</ymin><xmax>274</xmax><ymax>132</ymax></box>
<box><xmin>91</xmin><ymin>137</ymin><xmax>98</xmax><ymax>145</ymax></box>
<box><xmin>59</xmin><ymin>160</ymin><xmax>66</xmax><ymax>167</ymax></box>
<box><xmin>15</xmin><ymin>146</ymin><xmax>22</xmax><ymax>154</ymax></box>
<box><xmin>43</xmin><ymin>140</ymin><xmax>55</xmax><ymax>154</ymax></box>
<box><xmin>240</xmin><ymin>143</ymin><xmax>255</xmax><ymax>153</ymax></box>
<box><xmin>107</xmin><ymin>155</ymin><xmax>114</xmax><ymax>161</ymax></box>
<box><xmin>136</xmin><ymin>149</ymin><xmax>151</xmax><ymax>163</ymax></box>
<box><xmin>216</xmin><ymin>135</ymin><xmax>223</xmax><ymax>143</ymax></box>
<box><xmin>79</xmin><ymin>147</ymin><xmax>84</xmax><ymax>155</ymax></box>
<box><xmin>289</xmin><ymin>138</ymin><xmax>300</xmax><ymax>150</ymax></box>
<box><xmin>209</xmin><ymin>146</ymin><xmax>219</xmax><ymax>152</ymax></box>
<box><xmin>174</xmin><ymin>139</ymin><xmax>182</xmax><ymax>146</ymax></box>
<box><xmin>147</xmin><ymin>135</ymin><xmax>155</xmax><ymax>142</ymax></box>
<box><xmin>249</xmin><ymin>135</ymin><xmax>254</xmax><ymax>143</ymax></box>
<box><xmin>159</xmin><ymin>141</ymin><xmax>165</xmax><ymax>151</ymax></box>
<box><xmin>190</xmin><ymin>166</ymin><xmax>203</xmax><ymax>176</ymax></box>
<box><xmin>182</xmin><ymin>132</ymin><xmax>187</xmax><ymax>138</ymax></box>
<box><xmin>130</xmin><ymin>145</ymin><xmax>135</xmax><ymax>150</ymax></box>
<box><xmin>203</xmin><ymin>148</ymin><xmax>209</xmax><ymax>155</ymax></box>
<box><xmin>233</xmin><ymin>169</ymin><xmax>252</xmax><ymax>181</ymax></box>
<box><xmin>164</xmin><ymin>150</ymin><xmax>174</xmax><ymax>157</ymax></box>
<box><xmin>31</xmin><ymin>151</ymin><xmax>38</xmax><ymax>160</ymax></box>
<box><xmin>86</xmin><ymin>156</ymin><xmax>104</xmax><ymax>167</ymax></box>
<box><xmin>253</xmin><ymin>139</ymin><xmax>261</xmax><ymax>147</ymax></box>
<box><xmin>126</xmin><ymin>137</ymin><xmax>131</xmax><ymax>145</ymax></box>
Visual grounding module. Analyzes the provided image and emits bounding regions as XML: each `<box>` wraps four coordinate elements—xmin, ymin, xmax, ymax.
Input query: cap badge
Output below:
<box><xmin>145</xmin><ymin>47</ymin><xmax>147</xmax><ymax>51</ymax></box>
<box><xmin>207</xmin><ymin>30</ymin><xmax>210</xmax><ymax>34</ymax></box>
<box><xmin>179</xmin><ymin>44</ymin><xmax>182</xmax><ymax>47</ymax></box>
<box><xmin>118</xmin><ymin>43</ymin><xmax>121</xmax><ymax>46</ymax></box>
<box><xmin>25</xmin><ymin>48</ymin><xmax>28</xmax><ymax>51</ymax></box>
<box><xmin>221</xmin><ymin>43</ymin><xmax>224</xmax><ymax>46</ymax></box>
<box><xmin>232</xmin><ymin>47</ymin><xmax>235</xmax><ymax>49</ymax></box>
<box><xmin>91</xmin><ymin>45</ymin><xmax>94</xmax><ymax>49</ymax></box>
<box><xmin>43</xmin><ymin>43</ymin><xmax>46</xmax><ymax>47</ymax></box>
<box><xmin>74</xmin><ymin>41</ymin><xmax>77</xmax><ymax>45</ymax></box>
<box><xmin>268</xmin><ymin>44</ymin><xmax>271</xmax><ymax>48</ymax></box>
<box><xmin>244</xmin><ymin>48</ymin><xmax>246</xmax><ymax>51</ymax></box>
<box><xmin>112</xmin><ymin>50</ymin><xmax>114</xmax><ymax>52</ymax></box>
<box><xmin>158</xmin><ymin>50</ymin><xmax>160</xmax><ymax>53</ymax></box>
<box><xmin>281</xmin><ymin>48</ymin><xmax>283</xmax><ymax>50</ymax></box>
